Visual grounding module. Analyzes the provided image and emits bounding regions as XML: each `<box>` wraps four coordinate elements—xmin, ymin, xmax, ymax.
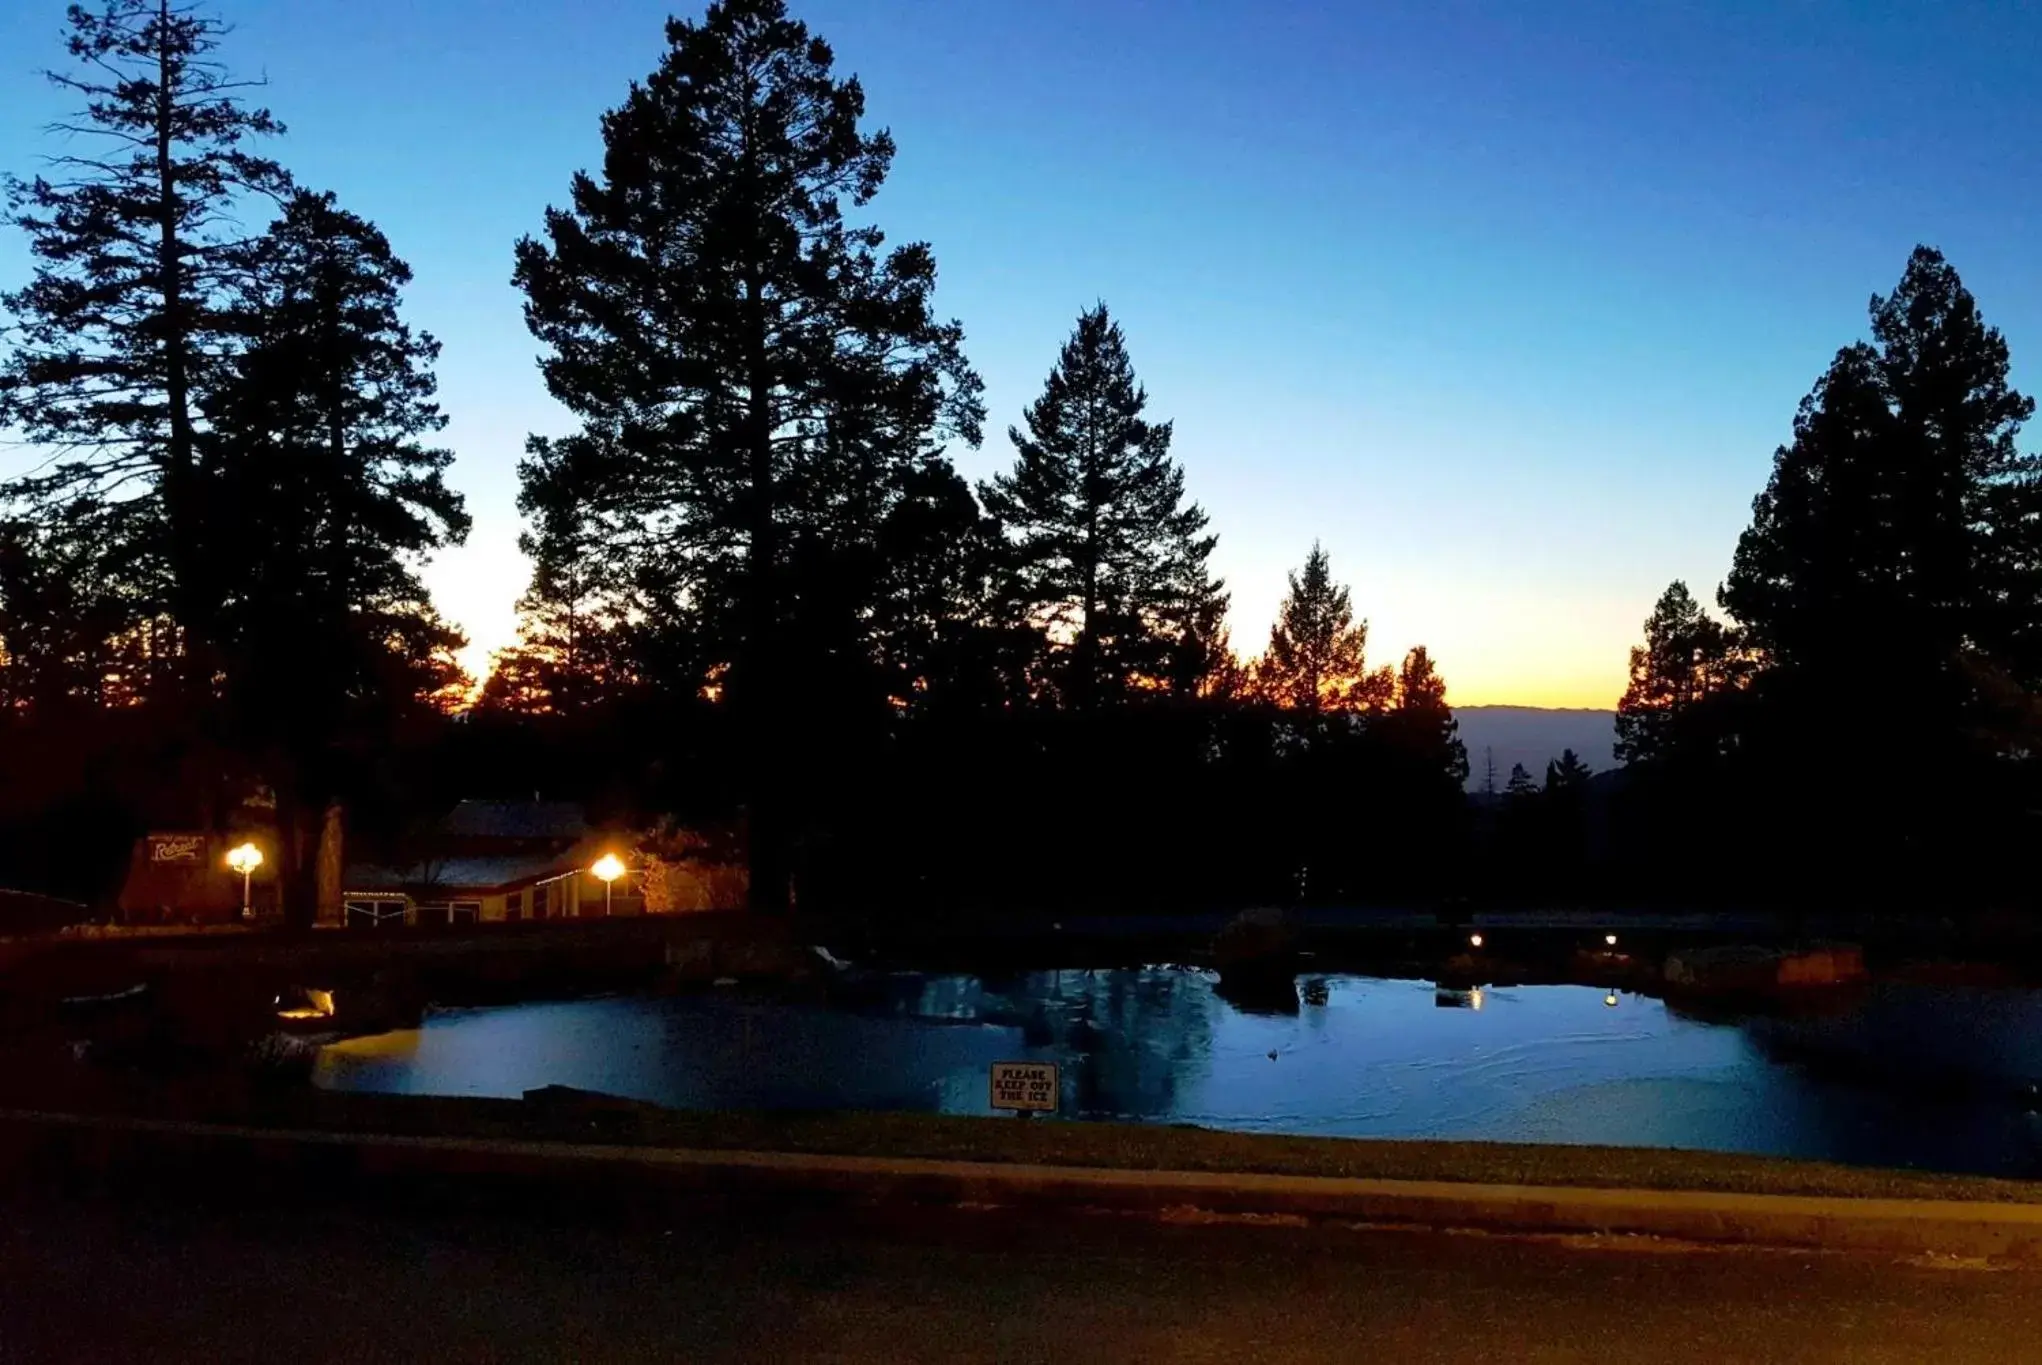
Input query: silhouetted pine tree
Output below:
<box><xmin>484</xmin><ymin>429</ymin><xmax>649</xmax><ymax>716</ymax></box>
<box><xmin>1382</xmin><ymin>646</ymin><xmax>1468</xmax><ymax>786</ymax></box>
<box><xmin>0</xmin><ymin>0</ymin><xmax>293</xmax><ymax>694</ymax></box>
<box><xmin>1613</xmin><ymin>581</ymin><xmax>1739</xmax><ymax>768</ymax></box>
<box><xmin>982</xmin><ymin>304</ymin><xmax>1223</xmax><ymax>708</ymax></box>
<box><xmin>1178</xmin><ymin>602</ymin><xmax>1248</xmax><ymax>702</ymax></box>
<box><xmin>1504</xmin><ymin>762</ymin><xmax>1539</xmax><ymax>800</ymax></box>
<box><xmin>1544</xmin><ymin>748</ymin><xmax>1592</xmax><ymax>792</ymax></box>
<box><xmin>864</xmin><ymin>459</ymin><xmax>1036</xmax><ymax>716</ymax></box>
<box><xmin>1720</xmin><ymin>247</ymin><xmax>2042</xmax><ymax>894</ymax></box>
<box><xmin>0</xmin><ymin>509</ymin><xmax>162</xmax><ymax>715</ymax></box>
<box><xmin>207</xmin><ymin>188</ymin><xmax>469</xmax><ymax>923</ymax></box>
<box><xmin>1540</xmin><ymin>747</ymin><xmax>1595</xmax><ymax>884</ymax></box>
<box><xmin>512</xmin><ymin>0</ymin><xmax>984</xmax><ymax>910</ymax></box>
<box><xmin>1253</xmin><ymin>542</ymin><xmax>1390</xmax><ymax>713</ymax></box>
<box><xmin>1724</xmin><ymin>248</ymin><xmax>2042</xmax><ymax>697</ymax></box>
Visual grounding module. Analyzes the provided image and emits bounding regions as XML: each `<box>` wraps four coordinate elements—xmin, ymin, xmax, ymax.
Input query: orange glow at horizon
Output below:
<box><xmin>1444</xmin><ymin>675</ymin><xmax>1627</xmax><ymax>711</ymax></box>
<box><xmin>452</xmin><ymin>634</ymin><xmax>1629</xmax><ymax>713</ymax></box>
<box><xmin>442</xmin><ymin>546</ymin><xmax>1639</xmax><ymax>714</ymax></box>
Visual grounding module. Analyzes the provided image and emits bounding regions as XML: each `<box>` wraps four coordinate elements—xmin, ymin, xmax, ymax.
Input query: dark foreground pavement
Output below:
<box><xmin>2</xmin><ymin>1189</ymin><xmax>2040</xmax><ymax>1364</ymax></box>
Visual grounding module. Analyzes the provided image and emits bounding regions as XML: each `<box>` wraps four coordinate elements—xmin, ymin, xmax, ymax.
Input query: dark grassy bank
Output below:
<box><xmin>8</xmin><ymin>1083</ymin><xmax>2042</xmax><ymax>1207</ymax></box>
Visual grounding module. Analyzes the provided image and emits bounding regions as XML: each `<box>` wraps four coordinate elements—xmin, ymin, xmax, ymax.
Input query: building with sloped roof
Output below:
<box><xmin>335</xmin><ymin>800</ymin><xmax>637</xmax><ymax>929</ymax></box>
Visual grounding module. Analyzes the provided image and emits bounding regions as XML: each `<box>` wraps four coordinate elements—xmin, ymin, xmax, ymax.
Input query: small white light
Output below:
<box><xmin>1605</xmin><ymin>933</ymin><xmax>1619</xmax><ymax>947</ymax></box>
<box><xmin>1469</xmin><ymin>933</ymin><xmax>1484</xmax><ymax>949</ymax></box>
<box><xmin>1605</xmin><ymin>992</ymin><xmax>1620</xmax><ymax>1008</ymax></box>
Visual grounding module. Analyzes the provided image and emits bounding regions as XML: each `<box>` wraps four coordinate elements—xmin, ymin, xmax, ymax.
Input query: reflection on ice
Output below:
<box><xmin>314</xmin><ymin>969</ymin><xmax>2042</xmax><ymax>1178</ymax></box>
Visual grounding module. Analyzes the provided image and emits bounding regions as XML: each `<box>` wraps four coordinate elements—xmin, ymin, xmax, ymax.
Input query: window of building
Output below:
<box><xmin>343</xmin><ymin>899</ymin><xmax>407</xmax><ymax>930</ymax></box>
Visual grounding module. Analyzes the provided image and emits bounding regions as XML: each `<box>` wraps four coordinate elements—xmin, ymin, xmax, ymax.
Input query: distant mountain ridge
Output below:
<box><xmin>1451</xmin><ymin>706</ymin><xmax>1618</xmax><ymax>793</ymax></box>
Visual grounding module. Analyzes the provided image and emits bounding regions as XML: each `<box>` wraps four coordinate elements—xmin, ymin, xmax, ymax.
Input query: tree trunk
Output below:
<box><xmin>1076</xmin><ymin>405</ymin><xmax>1100</xmax><ymax>712</ymax></box>
<box><xmin>154</xmin><ymin>0</ymin><xmax>207</xmax><ymax>698</ymax></box>
<box><xmin>742</xmin><ymin>277</ymin><xmax>791</xmax><ymax>914</ymax></box>
<box><xmin>315</xmin><ymin>801</ymin><xmax>345</xmax><ymax>926</ymax></box>
<box><xmin>273</xmin><ymin>774</ymin><xmax>320</xmax><ymax>931</ymax></box>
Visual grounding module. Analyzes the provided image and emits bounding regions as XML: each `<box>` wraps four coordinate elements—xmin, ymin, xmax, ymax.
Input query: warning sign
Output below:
<box><xmin>990</xmin><ymin>1061</ymin><xmax>1059</xmax><ymax>1113</ymax></box>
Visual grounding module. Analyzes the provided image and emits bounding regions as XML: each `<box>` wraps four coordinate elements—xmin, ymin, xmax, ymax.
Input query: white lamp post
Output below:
<box><xmin>592</xmin><ymin>853</ymin><xmax>625</xmax><ymax>916</ymax></box>
<box><xmin>226</xmin><ymin>842</ymin><xmax>264</xmax><ymax>921</ymax></box>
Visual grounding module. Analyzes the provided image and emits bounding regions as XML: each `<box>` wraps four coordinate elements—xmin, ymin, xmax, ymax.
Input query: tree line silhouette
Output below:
<box><xmin>1</xmin><ymin>0</ymin><xmax>2037</xmax><ymax>922</ymax></box>
<box><xmin>1611</xmin><ymin>245</ymin><xmax>2042</xmax><ymax>911</ymax></box>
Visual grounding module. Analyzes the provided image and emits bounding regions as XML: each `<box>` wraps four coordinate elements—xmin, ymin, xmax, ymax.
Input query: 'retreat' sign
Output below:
<box><xmin>148</xmin><ymin>835</ymin><xmax>204</xmax><ymax>864</ymax></box>
<box><xmin>989</xmin><ymin>1061</ymin><xmax>1059</xmax><ymax>1113</ymax></box>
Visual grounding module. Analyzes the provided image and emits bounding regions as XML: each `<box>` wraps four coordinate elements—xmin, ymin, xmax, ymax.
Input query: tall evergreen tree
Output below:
<box><xmin>1536</xmin><ymin>748</ymin><xmax>1595</xmax><ymax>891</ymax></box>
<box><xmin>512</xmin><ymin>0</ymin><xmax>984</xmax><ymax>910</ymax></box>
<box><xmin>1716</xmin><ymin>248</ymin><xmax>2042</xmax><ymax>890</ymax></box>
<box><xmin>1253</xmin><ymin>542</ymin><xmax>1388</xmax><ymax>712</ymax></box>
<box><xmin>1723</xmin><ymin>247</ymin><xmax>2042</xmax><ymax>720</ymax></box>
<box><xmin>981</xmin><ymin>304</ymin><xmax>1223</xmax><ymax>707</ymax></box>
<box><xmin>207</xmin><ymin>188</ymin><xmax>468</xmax><ymax>923</ymax></box>
<box><xmin>1614</xmin><ymin>581</ymin><xmax>1739</xmax><ymax>768</ymax></box>
<box><xmin>863</xmin><ymin>458</ymin><xmax>1034</xmax><ymax>716</ymax></box>
<box><xmin>1720</xmin><ymin>347</ymin><xmax>1897</xmax><ymax>681</ymax></box>
<box><xmin>483</xmin><ymin>429</ymin><xmax>648</xmax><ymax>716</ymax></box>
<box><xmin>481</xmin><ymin>557</ymin><xmax>638</xmax><ymax>717</ymax></box>
<box><xmin>0</xmin><ymin>0</ymin><xmax>292</xmax><ymax>688</ymax></box>
<box><xmin>0</xmin><ymin>509</ymin><xmax>161</xmax><ymax>715</ymax></box>
<box><xmin>1178</xmin><ymin>602</ymin><xmax>1247</xmax><ymax>702</ymax></box>
<box><xmin>1381</xmin><ymin>645</ymin><xmax>1469</xmax><ymax>785</ymax></box>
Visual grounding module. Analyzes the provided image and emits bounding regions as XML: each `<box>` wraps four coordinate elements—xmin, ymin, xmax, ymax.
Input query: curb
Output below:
<box><xmin>6</xmin><ymin>1108</ymin><xmax>2042</xmax><ymax>1261</ymax></box>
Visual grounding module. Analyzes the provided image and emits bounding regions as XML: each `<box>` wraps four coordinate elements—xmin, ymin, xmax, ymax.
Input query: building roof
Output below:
<box><xmin>440</xmin><ymin>800</ymin><xmax>588</xmax><ymax>841</ymax></box>
<box><xmin>342</xmin><ymin>850</ymin><xmax>587</xmax><ymax>896</ymax></box>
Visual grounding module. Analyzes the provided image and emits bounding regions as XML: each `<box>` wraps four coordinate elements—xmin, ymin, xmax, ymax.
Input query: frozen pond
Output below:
<box><xmin>314</xmin><ymin>968</ymin><xmax>2042</xmax><ymax>1178</ymax></box>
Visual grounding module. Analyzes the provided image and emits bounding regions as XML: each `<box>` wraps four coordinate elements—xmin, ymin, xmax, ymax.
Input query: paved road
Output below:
<box><xmin>1</xmin><ymin>1189</ymin><xmax>2039</xmax><ymax>1363</ymax></box>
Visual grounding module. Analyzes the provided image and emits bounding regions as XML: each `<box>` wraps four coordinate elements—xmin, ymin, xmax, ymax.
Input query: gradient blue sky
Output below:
<box><xmin>5</xmin><ymin>0</ymin><xmax>2040</xmax><ymax>706</ymax></box>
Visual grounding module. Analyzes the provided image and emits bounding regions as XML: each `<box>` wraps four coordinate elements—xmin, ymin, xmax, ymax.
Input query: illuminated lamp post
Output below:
<box><xmin>592</xmin><ymin>853</ymin><xmax>626</xmax><ymax>916</ymax></box>
<box><xmin>226</xmin><ymin>842</ymin><xmax>264</xmax><ymax>921</ymax></box>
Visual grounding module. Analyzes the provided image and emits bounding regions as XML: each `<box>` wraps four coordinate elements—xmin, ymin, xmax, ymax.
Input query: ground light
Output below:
<box><xmin>1605</xmin><ymin>933</ymin><xmax>1619</xmax><ymax>947</ymax></box>
<box><xmin>592</xmin><ymin>852</ymin><xmax>626</xmax><ymax>915</ymax></box>
<box><xmin>1605</xmin><ymin>991</ymin><xmax>1620</xmax><ymax>1008</ymax></box>
<box><xmin>1469</xmin><ymin>933</ymin><xmax>1484</xmax><ymax>949</ymax></box>
<box><xmin>225</xmin><ymin>842</ymin><xmax>263</xmax><ymax>920</ymax></box>
<box><xmin>277</xmin><ymin>987</ymin><xmax>336</xmax><ymax>1021</ymax></box>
